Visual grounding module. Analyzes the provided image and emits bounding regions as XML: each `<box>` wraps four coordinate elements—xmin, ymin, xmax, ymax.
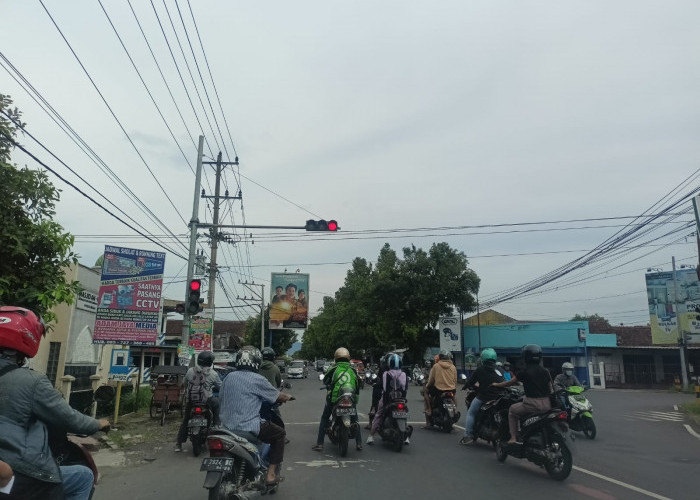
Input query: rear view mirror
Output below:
<box><xmin>459</xmin><ymin>373</ymin><xmax>467</xmax><ymax>381</ymax></box>
<box><xmin>319</xmin><ymin>373</ymin><xmax>324</xmax><ymax>381</ymax></box>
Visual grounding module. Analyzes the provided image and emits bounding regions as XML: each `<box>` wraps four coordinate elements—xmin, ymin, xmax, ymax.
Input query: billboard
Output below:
<box><xmin>93</xmin><ymin>246</ymin><xmax>166</xmax><ymax>345</ymax></box>
<box><xmin>439</xmin><ymin>316</ymin><xmax>461</xmax><ymax>352</ymax></box>
<box><xmin>646</xmin><ymin>269</ymin><xmax>700</xmax><ymax>344</ymax></box>
<box><xmin>189</xmin><ymin>308</ymin><xmax>213</xmax><ymax>351</ymax></box>
<box><xmin>269</xmin><ymin>273</ymin><xmax>309</xmax><ymax>330</ymax></box>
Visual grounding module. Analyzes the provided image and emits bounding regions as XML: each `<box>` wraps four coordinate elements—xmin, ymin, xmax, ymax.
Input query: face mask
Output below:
<box><xmin>564</xmin><ymin>369</ymin><xmax>573</xmax><ymax>376</ymax></box>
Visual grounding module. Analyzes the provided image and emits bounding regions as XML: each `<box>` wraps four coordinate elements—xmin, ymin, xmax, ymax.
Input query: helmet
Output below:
<box><xmin>480</xmin><ymin>348</ymin><xmax>497</xmax><ymax>364</ymax></box>
<box><xmin>562</xmin><ymin>362</ymin><xmax>574</xmax><ymax>375</ymax></box>
<box><xmin>496</xmin><ymin>361</ymin><xmax>503</xmax><ymax>367</ymax></box>
<box><xmin>334</xmin><ymin>347</ymin><xmax>350</xmax><ymax>362</ymax></box>
<box><xmin>0</xmin><ymin>307</ymin><xmax>46</xmax><ymax>358</ymax></box>
<box><xmin>262</xmin><ymin>347</ymin><xmax>276</xmax><ymax>361</ymax></box>
<box><xmin>235</xmin><ymin>346</ymin><xmax>262</xmax><ymax>372</ymax></box>
<box><xmin>197</xmin><ymin>350</ymin><xmax>214</xmax><ymax>368</ymax></box>
<box><xmin>387</xmin><ymin>353</ymin><xmax>401</xmax><ymax>370</ymax></box>
<box><xmin>522</xmin><ymin>344</ymin><xmax>542</xmax><ymax>364</ymax></box>
<box><xmin>438</xmin><ymin>349</ymin><xmax>452</xmax><ymax>361</ymax></box>
<box><xmin>503</xmin><ymin>361</ymin><xmax>511</xmax><ymax>369</ymax></box>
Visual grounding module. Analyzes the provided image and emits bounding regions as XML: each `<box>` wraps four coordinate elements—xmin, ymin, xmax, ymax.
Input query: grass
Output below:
<box><xmin>120</xmin><ymin>386</ymin><xmax>153</xmax><ymax>414</ymax></box>
<box><xmin>682</xmin><ymin>399</ymin><xmax>700</xmax><ymax>425</ymax></box>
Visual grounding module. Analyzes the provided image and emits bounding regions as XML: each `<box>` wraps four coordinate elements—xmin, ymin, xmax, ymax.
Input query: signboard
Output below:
<box><xmin>439</xmin><ymin>316</ymin><xmax>461</xmax><ymax>352</ymax></box>
<box><xmin>178</xmin><ymin>344</ymin><xmax>195</xmax><ymax>367</ymax></box>
<box><xmin>93</xmin><ymin>246</ymin><xmax>166</xmax><ymax>345</ymax></box>
<box><xmin>189</xmin><ymin>308</ymin><xmax>213</xmax><ymax>351</ymax></box>
<box><xmin>269</xmin><ymin>273</ymin><xmax>310</xmax><ymax>330</ymax></box>
<box><xmin>646</xmin><ymin>269</ymin><xmax>700</xmax><ymax>344</ymax></box>
<box><xmin>76</xmin><ymin>290</ymin><xmax>98</xmax><ymax>313</ymax></box>
<box><xmin>108</xmin><ymin>348</ymin><xmax>134</xmax><ymax>381</ymax></box>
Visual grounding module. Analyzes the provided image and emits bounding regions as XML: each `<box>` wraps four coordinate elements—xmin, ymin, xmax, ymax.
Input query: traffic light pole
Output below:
<box><xmin>183</xmin><ymin>136</ymin><xmax>205</xmax><ymax>347</ymax></box>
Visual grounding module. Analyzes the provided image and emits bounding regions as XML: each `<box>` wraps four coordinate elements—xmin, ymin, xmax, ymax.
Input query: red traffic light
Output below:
<box><xmin>189</xmin><ymin>279</ymin><xmax>201</xmax><ymax>291</ymax></box>
<box><xmin>328</xmin><ymin>220</ymin><xmax>338</xmax><ymax>231</ymax></box>
<box><xmin>305</xmin><ymin>219</ymin><xmax>339</xmax><ymax>231</ymax></box>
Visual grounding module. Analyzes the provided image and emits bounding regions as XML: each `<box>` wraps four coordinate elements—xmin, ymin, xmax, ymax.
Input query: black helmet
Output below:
<box><xmin>197</xmin><ymin>350</ymin><xmax>214</xmax><ymax>368</ymax></box>
<box><xmin>522</xmin><ymin>344</ymin><xmax>542</xmax><ymax>364</ymax></box>
<box><xmin>262</xmin><ymin>347</ymin><xmax>276</xmax><ymax>361</ymax></box>
<box><xmin>235</xmin><ymin>346</ymin><xmax>262</xmax><ymax>372</ymax></box>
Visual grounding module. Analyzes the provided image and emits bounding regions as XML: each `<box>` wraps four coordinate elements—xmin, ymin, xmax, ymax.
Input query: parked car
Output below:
<box><xmin>287</xmin><ymin>360</ymin><xmax>308</xmax><ymax>379</ymax></box>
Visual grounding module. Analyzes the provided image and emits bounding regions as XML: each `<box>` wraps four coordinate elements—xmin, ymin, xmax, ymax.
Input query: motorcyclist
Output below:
<box><xmin>423</xmin><ymin>349</ymin><xmax>457</xmax><ymax>428</ymax></box>
<box><xmin>366</xmin><ymin>354</ymin><xmax>388</xmax><ymax>429</ymax></box>
<box><xmin>502</xmin><ymin>361</ymin><xmax>513</xmax><ymax>381</ymax></box>
<box><xmin>459</xmin><ymin>348</ymin><xmax>504</xmax><ymax>445</ymax></box>
<box><xmin>366</xmin><ymin>353</ymin><xmax>409</xmax><ymax>445</ymax></box>
<box><xmin>219</xmin><ymin>346</ymin><xmax>292</xmax><ymax>489</ymax></box>
<box><xmin>491</xmin><ymin>344</ymin><xmax>552</xmax><ymax>444</ymax></box>
<box><xmin>175</xmin><ymin>350</ymin><xmax>222</xmax><ymax>452</ymax></box>
<box><xmin>0</xmin><ymin>306</ymin><xmax>110</xmax><ymax>499</ymax></box>
<box><xmin>312</xmin><ymin>347</ymin><xmax>362</xmax><ymax>452</ymax></box>
<box><xmin>258</xmin><ymin>347</ymin><xmax>286</xmax><ymax>430</ymax></box>
<box><xmin>554</xmin><ymin>362</ymin><xmax>581</xmax><ymax>391</ymax></box>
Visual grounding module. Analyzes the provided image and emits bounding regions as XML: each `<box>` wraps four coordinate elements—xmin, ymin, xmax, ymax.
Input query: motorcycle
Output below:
<box><xmin>427</xmin><ymin>389</ymin><xmax>461</xmax><ymax>432</ymax></box>
<box><xmin>464</xmin><ymin>387</ymin><xmax>500</xmax><ymax>447</ymax></box>
<box><xmin>202</xmin><ymin>429</ymin><xmax>269</xmax><ymax>500</ymax></box>
<box><xmin>188</xmin><ymin>402</ymin><xmax>213</xmax><ymax>457</ymax></box>
<box><xmin>324</xmin><ymin>386</ymin><xmax>360</xmax><ymax>457</ymax></box>
<box><xmin>412</xmin><ymin>367</ymin><xmax>426</xmax><ymax>386</ymax></box>
<box><xmin>50</xmin><ymin>427</ymin><xmax>109</xmax><ymax>500</ymax></box>
<box><xmin>563</xmin><ymin>385</ymin><xmax>596</xmax><ymax>439</ymax></box>
<box><xmin>376</xmin><ymin>397</ymin><xmax>413</xmax><ymax>452</ymax></box>
<box><xmin>493</xmin><ymin>387</ymin><xmax>573</xmax><ymax>480</ymax></box>
<box><xmin>364</xmin><ymin>369</ymin><xmax>378</xmax><ymax>387</ymax></box>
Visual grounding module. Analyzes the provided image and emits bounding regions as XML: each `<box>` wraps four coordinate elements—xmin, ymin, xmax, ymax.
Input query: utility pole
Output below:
<box><xmin>239</xmin><ymin>281</ymin><xmax>265</xmax><ymax>351</ymax></box>
<box><xmin>672</xmin><ymin>256</ymin><xmax>689</xmax><ymax>390</ymax></box>
<box><xmin>182</xmin><ymin>136</ymin><xmax>205</xmax><ymax>347</ymax></box>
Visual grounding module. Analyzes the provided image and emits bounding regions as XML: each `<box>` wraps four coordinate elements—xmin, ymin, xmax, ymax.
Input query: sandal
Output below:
<box><xmin>311</xmin><ymin>444</ymin><xmax>323</xmax><ymax>451</ymax></box>
<box><xmin>356</xmin><ymin>443</ymin><xmax>363</xmax><ymax>451</ymax></box>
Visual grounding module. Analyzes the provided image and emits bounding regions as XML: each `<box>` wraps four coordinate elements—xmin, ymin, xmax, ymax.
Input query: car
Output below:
<box><xmin>274</xmin><ymin>358</ymin><xmax>286</xmax><ymax>373</ymax></box>
<box><xmin>287</xmin><ymin>360</ymin><xmax>308</xmax><ymax>379</ymax></box>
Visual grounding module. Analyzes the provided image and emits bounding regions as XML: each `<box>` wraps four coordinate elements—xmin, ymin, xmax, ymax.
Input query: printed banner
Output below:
<box><xmin>646</xmin><ymin>269</ymin><xmax>700</xmax><ymax>344</ymax></box>
<box><xmin>269</xmin><ymin>273</ymin><xmax>309</xmax><ymax>330</ymax></box>
<box><xmin>93</xmin><ymin>245</ymin><xmax>166</xmax><ymax>345</ymax></box>
<box><xmin>439</xmin><ymin>316</ymin><xmax>461</xmax><ymax>352</ymax></box>
<box><xmin>189</xmin><ymin>309</ymin><xmax>213</xmax><ymax>351</ymax></box>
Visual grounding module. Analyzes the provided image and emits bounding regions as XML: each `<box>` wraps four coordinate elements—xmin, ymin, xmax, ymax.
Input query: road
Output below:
<box><xmin>95</xmin><ymin>374</ymin><xmax>699</xmax><ymax>500</ymax></box>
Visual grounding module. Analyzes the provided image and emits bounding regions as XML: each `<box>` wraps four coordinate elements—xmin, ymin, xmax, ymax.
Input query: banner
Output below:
<box><xmin>93</xmin><ymin>246</ymin><xmax>166</xmax><ymax>345</ymax></box>
<box><xmin>269</xmin><ymin>273</ymin><xmax>309</xmax><ymax>330</ymax></box>
<box><xmin>439</xmin><ymin>316</ymin><xmax>461</xmax><ymax>352</ymax></box>
<box><xmin>646</xmin><ymin>269</ymin><xmax>700</xmax><ymax>344</ymax></box>
<box><xmin>189</xmin><ymin>308</ymin><xmax>213</xmax><ymax>351</ymax></box>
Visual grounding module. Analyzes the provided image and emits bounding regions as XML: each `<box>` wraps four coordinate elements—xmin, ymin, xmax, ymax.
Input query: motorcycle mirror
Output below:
<box><xmin>460</xmin><ymin>373</ymin><xmax>467</xmax><ymax>381</ymax></box>
<box><xmin>319</xmin><ymin>373</ymin><xmax>324</xmax><ymax>381</ymax></box>
<box><xmin>283</xmin><ymin>381</ymin><xmax>292</xmax><ymax>389</ymax></box>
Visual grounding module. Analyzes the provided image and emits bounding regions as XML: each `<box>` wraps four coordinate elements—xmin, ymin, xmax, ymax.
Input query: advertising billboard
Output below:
<box><xmin>93</xmin><ymin>245</ymin><xmax>166</xmax><ymax>345</ymax></box>
<box><xmin>439</xmin><ymin>316</ymin><xmax>461</xmax><ymax>352</ymax></box>
<box><xmin>646</xmin><ymin>269</ymin><xmax>700</xmax><ymax>344</ymax></box>
<box><xmin>189</xmin><ymin>308</ymin><xmax>213</xmax><ymax>351</ymax></box>
<box><xmin>269</xmin><ymin>273</ymin><xmax>309</xmax><ymax>330</ymax></box>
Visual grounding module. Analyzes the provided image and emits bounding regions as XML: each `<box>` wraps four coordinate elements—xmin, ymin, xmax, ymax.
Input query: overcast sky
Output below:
<box><xmin>3</xmin><ymin>1</ymin><xmax>700</xmax><ymax>327</ymax></box>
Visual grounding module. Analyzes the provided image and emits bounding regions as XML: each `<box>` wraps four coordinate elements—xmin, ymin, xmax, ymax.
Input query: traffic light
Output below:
<box><xmin>305</xmin><ymin>219</ymin><xmax>339</xmax><ymax>231</ymax></box>
<box><xmin>187</xmin><ymin>279</ymin><xmax>203</xmax><ymax>315</ymax></box>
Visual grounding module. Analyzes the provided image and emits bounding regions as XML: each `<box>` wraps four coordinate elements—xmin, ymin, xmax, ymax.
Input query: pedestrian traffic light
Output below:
<box><xmin>305</xmin><ymin>219</ymin><xmax>339</xmax><ymax>231</ymax></box>
<box><xmin>187</xmin><ymin>279</ymin><xmax>203</xmax><ymax>315</ymax></box>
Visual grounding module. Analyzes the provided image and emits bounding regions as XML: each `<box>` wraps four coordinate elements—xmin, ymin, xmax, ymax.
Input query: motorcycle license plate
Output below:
<box><xmin>200</xmin><ymin>457</ymin><xmax>233</xmax><ymax>472</ymax></box>
<box><xmin>391</xmin><ymin>411</ymin><xmax>408</xmax><ymax>419</ymax></box>
<box><xmin>335</xmin><ymin>408</ymin><xmax>356</xmax><ymax>416</ymax></box>
<box><xmin>189</xmin><ymin>417</ymin><xmax>207</xmax><ymax>427</ymax></box>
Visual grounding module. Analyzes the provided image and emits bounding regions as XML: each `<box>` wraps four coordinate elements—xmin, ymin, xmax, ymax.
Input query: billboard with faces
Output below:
<box><xmin>269</xmin><ymin>273</ymin><xmax>309</xmax><ymax>330</ymax></box>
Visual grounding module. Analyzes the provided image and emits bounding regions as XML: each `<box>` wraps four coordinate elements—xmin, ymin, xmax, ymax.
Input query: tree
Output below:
<box><xmin>0</xmin><ymin>94</ymin><xmax>80</xmax><ymax>324</ymax></box>
<box><xmin>571</xmin><ymin>313</ymin><xmax>609</xmax><ymax>324</ymax></box>
<box><xmin>242</xmin><ymin>306</ymin><xmax>297</xmax><ymax>356</ymax></box>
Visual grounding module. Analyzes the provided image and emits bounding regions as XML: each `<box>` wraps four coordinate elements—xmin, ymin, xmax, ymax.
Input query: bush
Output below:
<box><xmin>120</xmin><ymin>386</ymin><xmax>153</xmax><ymax>414</ymax></box>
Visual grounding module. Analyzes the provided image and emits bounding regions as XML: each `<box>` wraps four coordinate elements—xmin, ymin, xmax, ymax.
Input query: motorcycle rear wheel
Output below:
<box><xmin>207</xmin><ymin>470</ymin><xmax>235</xmax><ymax>500</ymax></box>
<box><xmin>392</xmin><ymin>432</ymin><xmax>403</xmax><ymax>453</ymax></box>
<box><xmin>338</xmin><ymin>425</ymin><xmax>349</xmax><ymax>457</ymax></box>
<box><xmin>192</xmin><ymin>435</ymin><xmax>202</xmax><ymax>457</ymax></box>
<box><xmin>544</xmin><ymin>435</ymin><xmax>572</xmax><ymax>481</ymax></box>
<box><xmin>495</xmin><ymin>439</ymin><xmax>508</xmax><ymax>462</ymax></box>
<box><xmin>582</xmin><ymin>418</ymin><xmax>596</xmax><ymax>440</ymax></box>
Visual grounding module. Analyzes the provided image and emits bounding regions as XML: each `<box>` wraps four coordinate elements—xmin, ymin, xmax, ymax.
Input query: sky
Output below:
<box><xmin>2</xmin><ymin>0</ymin><xmax>700</xmax><ymax>328</ymax></box>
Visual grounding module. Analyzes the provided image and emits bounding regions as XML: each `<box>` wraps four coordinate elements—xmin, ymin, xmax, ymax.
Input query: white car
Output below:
<box><xmin>287</xmin><ymin>361</ymin><xmax>308</xmax><ymax>379</ymax></box>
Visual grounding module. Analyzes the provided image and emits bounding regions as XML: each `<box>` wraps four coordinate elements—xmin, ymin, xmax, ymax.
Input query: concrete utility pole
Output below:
<box><xmin>182</xmin><ymin>136</ymin><xmax>205</xmax><ymax>347</ymax></box>
<box><xmin>672</xmin><ymin>256</ymin><xmax>689</xmax><ymax>390</ymax></box>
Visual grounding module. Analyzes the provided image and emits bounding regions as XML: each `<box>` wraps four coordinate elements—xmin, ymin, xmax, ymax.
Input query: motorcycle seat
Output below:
<box><xmin>209</xmin><ymin>427</ymin><xmax>261</xmax><ymax>445</ymax></box>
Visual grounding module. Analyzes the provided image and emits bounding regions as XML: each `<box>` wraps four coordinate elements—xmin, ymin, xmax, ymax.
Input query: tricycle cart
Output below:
<box><xmin>149</xmin><ymin>365</ymin><xmax>188</xmax><ymax>426</ymax></box>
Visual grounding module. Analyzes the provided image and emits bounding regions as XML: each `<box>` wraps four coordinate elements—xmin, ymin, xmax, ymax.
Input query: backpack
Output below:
<box><xmin>383</xmin><ymin>369</ymin><xmax>407</xmax><ymax>403</ymax></box>
<box><xmin>188</xmin><ymin>369</ymin><xmax>210</xmax><ymax>403</ymax></box>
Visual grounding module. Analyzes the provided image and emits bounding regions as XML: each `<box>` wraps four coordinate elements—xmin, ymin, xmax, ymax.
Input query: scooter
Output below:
<box><xmin>323</xmin><ymin>386</ymin><xmax>360</xmax><ymax>457</ymax></box>
<box><xmin>563</xmin><ymin>385</ymin><xmax>596</xmax><ymax>439</ymax></box>
<box><xmin>376</xmin><ymin>397</ymin><xmax>413</xmax><ymax>452</ymax></box>
<box><xmin>188</xmin><ymin>402</ymin><xmax>213</xmax><ymax>457</ymax></box>
<box><xmin>464</xmin><ymin>387</ymin><xmax>500</xmax><ymax>446</ymax></box>
<box><xmin>427</xmin><ymin>389</ymin><xmax>461</xmax><ymax>432</ymax></box>
<box><xmin>50</xmin><ymin>427</ymin><xmax>109</xmax><ymax>500</ymax></box>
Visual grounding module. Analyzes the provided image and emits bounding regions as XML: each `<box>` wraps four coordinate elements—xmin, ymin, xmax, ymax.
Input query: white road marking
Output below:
<box><xmin>673</xmin><ymin>404</ymin><xmax>678</xmax><ymax>411</ymax></box>
<box><xmin>684</xmin><ymin>424</ymin><xmax>700</xmax><ymax>439</ymax></box>
<box><xmin>573</xmin><ymin>466</ymin><xmax>673</xmax><ymax>500</ymax></box>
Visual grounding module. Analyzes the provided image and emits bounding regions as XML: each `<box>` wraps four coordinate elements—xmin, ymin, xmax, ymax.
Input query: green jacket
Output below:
<box><xmin>323</xmin><ymin>361</ymin><xmax>359</xmax><ymax>404</ymax></box>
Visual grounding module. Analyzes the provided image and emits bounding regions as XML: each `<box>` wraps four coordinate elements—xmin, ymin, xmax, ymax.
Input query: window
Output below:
<box><xmin>46</xmin><ymin>342</ymin><xmax>61</xmax><ymax>387</ymax></box>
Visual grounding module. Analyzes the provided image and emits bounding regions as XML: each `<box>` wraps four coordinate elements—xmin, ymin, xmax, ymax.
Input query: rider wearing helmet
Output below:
<box><xmin>219</xmin><ymin>346</ymin><xmax>293</xmax><ymax>489</ymax></box>
<box><xmin>491</xmin><ymin>344</ymin><xmax>553</xmax><ymax>444</ymax></box>
<box><xmin>259</xmin><ymin>347</ymin><xmax>282</xmax><ymax>389</ymax></box>
<box><xmin>423</xmin><ymin>349</ymin><xmax>457</xmax><ymax>428</ymax></box>
<box><xmin>175</xmin><ymin>350</ymin><xmax>222</xmax><ymax>452</ymax></box>
<box><xmin>0</xmin><ymin>306</ymin><xmax>110</xmax><ymax>499</ymax></box>
<box><xmin>367</xmin><ymin>353</ymin><xmax>409</xmax><ymax>445</ymax></box>
<box><xmin>459</xmin><ymin>348</ymin><xmax>505</xmax><ymax>445</ymax></box>
<box><xmin>554</xmin><ymin>362</ymin><xmax>581</xmax><ymax>392</ymax></box>
<box><xmin>313</xmin><ymin>347</ymin><xmax>362</xmax><ymax>452</ymax></box>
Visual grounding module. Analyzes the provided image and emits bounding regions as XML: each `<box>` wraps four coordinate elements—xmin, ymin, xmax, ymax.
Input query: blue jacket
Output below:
<box><xmin>0</xmin><ymin>358</ymin><xmax>101</xmax><ymax>483</ymax></box>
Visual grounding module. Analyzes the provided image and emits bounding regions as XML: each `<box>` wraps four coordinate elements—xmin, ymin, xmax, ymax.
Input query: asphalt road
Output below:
<box><xmin>95</xmin><ymin>374</ymin><xmax>699</xmax><ymax>500</ymax></box>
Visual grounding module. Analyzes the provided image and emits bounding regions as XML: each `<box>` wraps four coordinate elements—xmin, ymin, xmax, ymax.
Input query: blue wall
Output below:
<box><xmin>463</xmin><ymin>321</ymin><xmax>591</xmax><ymax>354</ymax></box>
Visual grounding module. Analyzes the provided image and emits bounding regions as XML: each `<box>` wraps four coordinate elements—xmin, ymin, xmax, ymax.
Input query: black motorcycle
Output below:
<box><xmin>493</xmin><ymin>387</ymin><xmax>573</xmax><ymax>481</ymax></box>
<box><xmin>324</xmin><ymin>386</ymin><xmax>360</xmax><ymax>457</ymax></box>
<box><xmin>376</xmin><ymin>397</ymin><xmax>413</xmax><ymax>452</ymax></box>
<box><xmin>464</xmin><ymin>388</ymin><xmax>501</xmax><ymax>447</ymax></box>
<box><xmin>427</xmin><ymin>389</ymin><xmax>461</xmax><ymax>432</ymax></box>
<box><xmin>188</xmin><ymin>402</ymin><xmax>213</xmax><ymax>457</ymax></box>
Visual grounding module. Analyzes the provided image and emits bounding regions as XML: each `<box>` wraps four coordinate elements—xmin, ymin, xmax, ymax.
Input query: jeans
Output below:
<box><xmin>316</xmin><ymin>401</ymin><xmax>362</xmax><ymax>445</ymax></box>
<box><xmin>61</xmin><ymin>465</ymin><xmax>94</xmax><ymax>500</ymax></box>
<box><xmin>464</xmin><ymin>397</ymin><xmax>484</xmax><ymax>438</ymax></box>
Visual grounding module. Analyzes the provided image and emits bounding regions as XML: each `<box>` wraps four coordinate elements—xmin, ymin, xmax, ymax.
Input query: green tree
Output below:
<box><xmin>571</xmin><ymin>313</ymin><xmax>609</xmax><ymax>324</ymax></box>
<box><xmin>242</xmin><ymin>306</ymin><xmax>297</xmax><ymax>355</ymax></box>
<box><xmin>0</xmin><ymin>94</ymin><xmax>80</xmax><ymax>323</ymax></box>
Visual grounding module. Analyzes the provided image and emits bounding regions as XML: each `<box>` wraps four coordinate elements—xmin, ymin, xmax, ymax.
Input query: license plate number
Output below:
<box><xmin>200</xmin><ymin>457</ymin><xmax>233</xmax><ymax>472</ymax></box>
<box><xmin>189</xmin><ymin>417</ymin><xmax>207</xmax><ymax>427</ymax></box>
<box><xmin>392</xmin><ymin>411</ymin><xmax>408</xmax><ymax>419</ymax></box>
<box><xmin>335</xmin><ymin>407</ymin><xmax>356</xmax><ymax>415</ymax></box>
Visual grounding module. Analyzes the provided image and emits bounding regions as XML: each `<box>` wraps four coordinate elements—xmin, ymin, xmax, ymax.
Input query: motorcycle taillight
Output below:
<box><xmin>555</xmin><ymin>411</ymin><xmax>568</xmax><ymax>421</ymax></box>
<box><xmin>396</xmin><ymin>403</ymin><xmax>406</xmax><ymax>411</ymax></box>
<box><xmin>337</xmin><ymin>398</ymin><xmax>353</xmax><ymax>407</ymax></box>
<box><xmin>194</xmin><ymin>406</ymin><xmax>203</xmax><ymax>415</ymax></box>
<box><xmin>207</xmin><ymin>438</ymin><xmax>225</xmax><ymax>457</ymax></box>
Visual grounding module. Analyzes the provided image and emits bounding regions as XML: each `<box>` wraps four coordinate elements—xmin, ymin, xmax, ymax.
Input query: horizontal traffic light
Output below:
<box><xmin>305</xmin><ymin>219</ymin><xmax>339</xmax><ymax>231</ymax></box>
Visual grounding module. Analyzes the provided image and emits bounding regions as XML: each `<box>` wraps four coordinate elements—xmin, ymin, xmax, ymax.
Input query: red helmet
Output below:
<box><xmin>0</xmin><ymin>306</ymin><xmax>46</xmax><ymax>358</ymax></box>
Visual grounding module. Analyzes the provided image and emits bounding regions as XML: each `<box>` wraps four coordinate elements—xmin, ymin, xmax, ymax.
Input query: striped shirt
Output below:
<box><xmin>219</xmin><ymin>370</ymin><xmax>279</xmax><ymax>435</ymax></box>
